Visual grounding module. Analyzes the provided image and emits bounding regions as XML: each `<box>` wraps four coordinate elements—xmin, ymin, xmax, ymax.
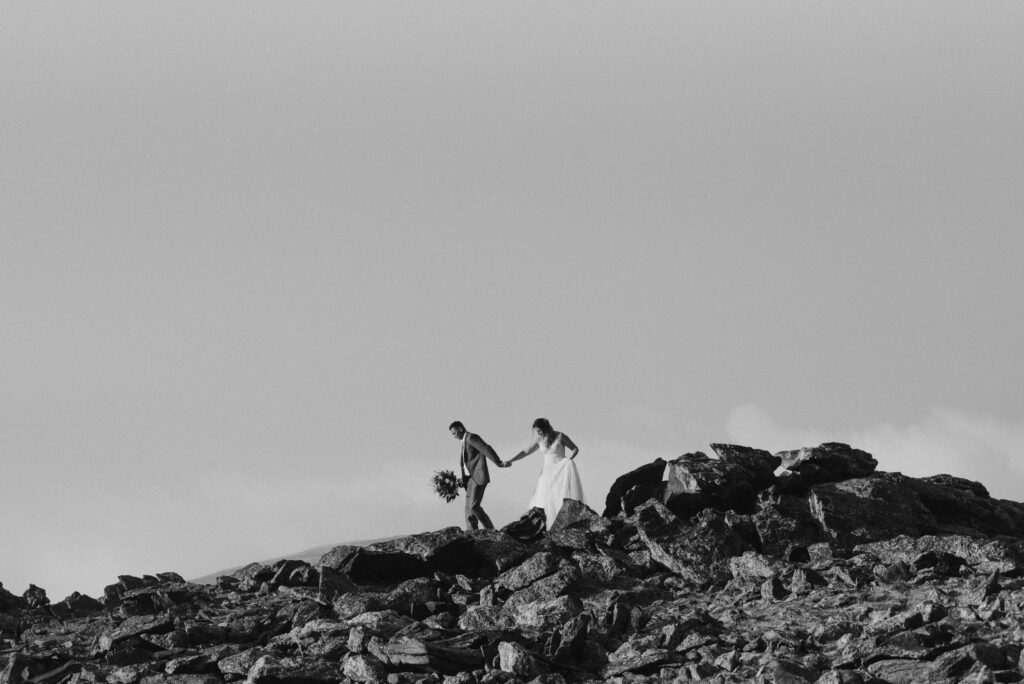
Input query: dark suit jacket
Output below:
<box><xmin>461</xmin><ymin>433</ymin><xmax>502</xmax><ymax>485</ymax></box>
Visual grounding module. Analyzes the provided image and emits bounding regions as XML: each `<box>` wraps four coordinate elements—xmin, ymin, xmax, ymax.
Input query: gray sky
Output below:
<box><xmin>3</xmin><ymin>2</ymin><xmax>1023</xmax><ymax>599</ymax></box>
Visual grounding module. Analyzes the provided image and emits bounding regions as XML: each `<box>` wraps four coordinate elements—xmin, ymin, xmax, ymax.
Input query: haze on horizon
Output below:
<box><xmin>2</xmin><ymin>2</ymin><xmax>1023</xmax><ymax>601</ymax></box>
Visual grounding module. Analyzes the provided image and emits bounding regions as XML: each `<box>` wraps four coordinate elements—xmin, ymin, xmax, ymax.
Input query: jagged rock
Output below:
<box><xmin>497</xmin><ymin>641</ymin><xmax>542</xmax><ymax>677</ymax></box>
<box><xmin>603</xmin><ymin>647</ymin><xmax>677</xmax><ymax>677</ymax></box>
<box><xmin>217</xmin><ymin>650</ymin><xmax>266</xmax><ymax>680</ymax></box>
<box><xmin>788</xmin><ymin>567</ymin><xmax>827</xmax><ymax>594</ymax></box>
<box><xmin>456</xmin><ymin>606</ymin><xmax>516</xmax><ymax>631</ymax></box>
<box><xmin>340</xmin><ymin>653</ymin><xmax>387</xmax><ymax>682</ymax></box>
<box><xmin>808</xmin><ymin>474</ymin><xmax>937</xmax><ymax>551</ymax></box>
<box><xmin>504</xmin><ymin>566</ymin><xmax>580</xmax><ymax>611</ymax></box>
<box><xmin>603</xmin><ymin>458</ymin><xmax>666</xmax><ymax>517</ymax></box>
<box><xmin>1</xmin><ymin>653</ymin><xmax>31</xmax><ymax>684</ymax></box>
<box><xmin>549</xmin><ymin>499</ymin><xmax>602</xmax><ymax>532</ymax></box>
<box><xmin>502</xmin><ymin>507</ymin><xmax>547</xmax><ymax>544</ymax></box>
<box><xmin>663</xmin><ymin>451</ymin><xmax>767</xmax><ymax>516</ymax></box>
<box><xmin>815</xmin><ymin>670</ymin><xmax>865</xmax><ymax>683</ymax></box>
<box><xmin>756</xmin><ymin>657</ymin><xmax>819</xmax><ymax>682</ymax></box>
<box><xmin>710</xmin><ymin>443</ymin><xmax>781</xmax><ymax>490</ymax></box>
<box><xmin>494</xmin><ymin>552</ymin><xmax>560</xmax><ymax>592</ymax></box>
<box><xmin>510</xmin><ymin>594</ymin><xmax>583</xmax><ymax>630</ymax></box>
<box><xmin>760</xmin><ymin>576</ymin><xmax>789</xmax><ymax>601</ymax></box>
<box><xmin>544</xmin><ymin>527</ymin><xmax>593</xmax><ymax>551</ymax></box>
<box><xmin>345</xmin><ymin>609</ymin><xmax>415</xmax><ymax>637</ymax></box>
<box><xmin>574</xmin><ymin>552</ymin><xmax>628</xmax><ymax>584</ymax></box>
<box><xmin>49</xmin><ymin>592</ymin><xmax>104</xmax><ymax>619</ymax></box>
<box><xmin>140</xmin><ymin>676</ymin><xmax>222</xmax><ymax>684</ymax></box>
<box><xmin>369</xmin><ymin>637</ymin><xmax>484</xmax><ymax>674</ymax></box>
<box><xmin>551</xmin><ymin>613</ymin><xmax>590</xmax><ymax>663</ymax></box>
<box><xmin>630</xmin><ymin>500</ymin><xmax>751</xmax><ymax>585</ymax></box>
<box><xmin>107</xmin><ymin>665</ymin><xmax>159</xmax><ymax>684</ymax></box>
<box><xmin>22</xmin><ymin>585</ymin><xmax>48</xmax><ymax>609</ymax></box>
<box><xmin>332</xmin><ymin>591</ymin><xmax>388</xmax><ymax>620</ymax></box>
<box><xmin>316</xmin><ymin>565</ymin><xmax>358</xmax><ymax>603</ymax></box>
<box><xmin>906</xmin><ymin>476</ymin><xmax>1024</xmax><ymax>536</ymax></box>
<box><xmin>776</xmin><ymin>442</ymin><xmax>878</xmax><ymax>488</ymax></box>
<box><xmin>317</xmin><ymin>547</ymin><xmax>361</xmax><ymax>572</ymax></box>
<box><xmin>370</xmin><ymin>528</ymin><xmax>529</xmax><ymax>578</ymax></box>
<box><xmin>334</xmin><ymin>548</ymin><xmax>430</xmax><ymax>585</ymax></box>
<box><xmin>854</xmin><ymin>534</ymin><xmax>1024</xmax><ymax>574</ymax></box>
<box><xmin>0</xmin><ymin>583</ymin><xmax>24</xmax><ymax>613</ymax></box>
<box><xmin>865</xmin><ymin>657</ymin><xmax>933</xmax><ymax>683</ymax></box>
<box><xmin>728</xmin><ymin>552</ymin><xmax>790</xmax><ymax>581</ymax></box>
<box><xmin>163</xmin><ymin>656</ymin><xmax>219</xmax><ymax>676</ymax></box>
<box><xmin>753</xmin><ymin>495</ymin><xmax>825</xmax><ymax>558</ymax></box>
<box><xmin>244</xmin><ymin>655</ymin><xmax>346</xmax><ymax>684</ymax></box>
<box><xmin>94</xmin><ymin>616</ymin><xmax>176</xmax><ymax>654</ymax></box>
<box><xmin>921</xmin><ymin>473</ymin><xmax>990</xmax><ymax>497</ymax></box>
<box><xmin>724</xmin><ymin>512</ymin><xmax>763</xmax><ymax>551</ymax></box>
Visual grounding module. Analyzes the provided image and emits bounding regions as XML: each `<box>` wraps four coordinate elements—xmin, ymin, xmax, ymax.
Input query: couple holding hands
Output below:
<box><xmin>449</xmin><ymin>418</ymin><xmax>586</xmax><ymax>531</ymax></box>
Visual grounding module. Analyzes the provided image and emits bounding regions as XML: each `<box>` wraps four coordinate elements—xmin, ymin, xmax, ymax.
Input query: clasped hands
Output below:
<box><xmin>498</xmin><ymin>459</ymin><xmax>513</xmax><ymax>468</ymax></box>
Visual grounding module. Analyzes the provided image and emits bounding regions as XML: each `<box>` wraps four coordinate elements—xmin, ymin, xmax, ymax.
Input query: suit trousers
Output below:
<box><xmin>464</xmin><ymin>480</ymin><xmax>494</xmax><ymax>530</ymax></box>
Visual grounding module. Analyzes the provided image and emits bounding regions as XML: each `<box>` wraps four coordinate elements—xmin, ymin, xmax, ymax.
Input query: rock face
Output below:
<box><xmin>4</xmin><ymin>441</ymin><xmax>1024</xmax><ymax>683</ymax></box>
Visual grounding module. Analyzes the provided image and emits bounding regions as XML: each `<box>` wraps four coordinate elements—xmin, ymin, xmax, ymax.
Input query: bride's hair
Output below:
<box><xmin>532</xmin><ymin>418</ymin><xmax>553</xmax><ymax>437</ymax></box>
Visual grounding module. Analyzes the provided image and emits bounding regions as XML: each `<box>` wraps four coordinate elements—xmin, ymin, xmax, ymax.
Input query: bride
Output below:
<box><xmin>505</xmin><ymin>418</ymin><xmax>586</xmax><ymax>529</ymax></box>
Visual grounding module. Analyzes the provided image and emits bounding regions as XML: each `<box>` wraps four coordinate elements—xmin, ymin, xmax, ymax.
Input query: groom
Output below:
<box><xmin>449</xmin><ymin>421</ymin><xmax>505</xmax><ymax>530</ymax></box>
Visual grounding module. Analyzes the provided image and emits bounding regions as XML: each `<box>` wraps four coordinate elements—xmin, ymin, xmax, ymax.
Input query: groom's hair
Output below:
<box><xmin>449</xmin><ymin>420</ymin><xmax>465</xmax><ymax>431</ymax></box>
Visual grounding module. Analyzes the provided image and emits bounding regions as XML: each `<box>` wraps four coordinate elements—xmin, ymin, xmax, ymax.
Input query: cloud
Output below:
<box><xmin>725</xmin><ymin>404</ymin><xmax>1024</xmax><ymax>500</ymax></box>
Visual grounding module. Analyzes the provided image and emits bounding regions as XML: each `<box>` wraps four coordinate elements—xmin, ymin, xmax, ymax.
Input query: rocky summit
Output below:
<box><xmin>5</xmin><ymin>443</ymin><xmax>1024</xmax><ymax>684</ymax></box>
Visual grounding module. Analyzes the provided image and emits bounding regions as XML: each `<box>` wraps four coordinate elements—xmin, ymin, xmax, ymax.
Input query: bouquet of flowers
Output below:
<box><xmin>431</xmin><ymin>469</ymin><xmax>461</xmax><ymax>503</ymax></box>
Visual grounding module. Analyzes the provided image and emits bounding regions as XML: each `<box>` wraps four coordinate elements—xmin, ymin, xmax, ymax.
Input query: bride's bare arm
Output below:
<box><xmin>507</xmin><ymin>441</ymin><xmax>540</xmax><ymax>464</ymax></box>
<box><xmin>561</xmin><ymin>433</ymin><xmax>579</xmax><ymax>460</ymax></box>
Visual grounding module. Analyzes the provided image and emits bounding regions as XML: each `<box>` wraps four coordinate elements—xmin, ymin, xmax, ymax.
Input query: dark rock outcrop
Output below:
<box><xmin>5</xmin><ymin>439</ymin><xmax>1024</xmax><ymax>683</ymax></box>
<box><xmin>602</xmin><ymin>458</ymin><xmax>666</xmax><ymax>517</ymax></box>
<box><xmin>775</xmin><ymin>442</ymin><xmax>878</xmax><ymax>493</ymax></box>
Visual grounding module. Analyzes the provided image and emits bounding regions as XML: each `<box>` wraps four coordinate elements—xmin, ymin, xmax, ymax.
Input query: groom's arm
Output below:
<box><xmin>469</xmin><ymin>434</ymin><xmax>505</xmax><ymax>467</ymax></box>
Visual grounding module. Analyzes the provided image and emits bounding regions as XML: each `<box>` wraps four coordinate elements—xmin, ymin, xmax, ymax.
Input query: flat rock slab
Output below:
<box><xmin>809</xmin><ymin>474</ymin><xmax>937</xmax><ymax>551</ymax></box>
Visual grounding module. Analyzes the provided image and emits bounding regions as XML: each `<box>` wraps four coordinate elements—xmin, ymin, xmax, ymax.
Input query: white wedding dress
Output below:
<box><xmin>527</xmin><ymin>433</ymin><xmax>586</xmax><ymax>529</ymax></box>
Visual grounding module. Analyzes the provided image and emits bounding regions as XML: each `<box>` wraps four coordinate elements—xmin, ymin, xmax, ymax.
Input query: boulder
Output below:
<box><xmin>495</xmin><ymin>552</ymin><xmax>560</xmax><ymax>592</ymax></box>
<box><xmin>457</xmin><ymin>605</ymin><xmax>517</xmax><ymax>631</ymax></box>
<box><xmin>603</xmin><ymin>458</ymin><xmax>666</xmax><ymax>517</ymax></box>
<box><xmin>317</xmin><ymin>565</ymin><xmax>358</xmax><ymax>603</ymax></box>
<box><xmin>728</xmin><ymin>552</ymin><xmax>790</xmax><ymax>581</ymax></box>
<box><xmin>504</xmin><ymin>566</ymin><xmax>581</xmax><ymax>612</ymax></box>
<box><xmin>920</xmin><ymin>474</ymin><xmax>989</xmax><ymax>498</ymax></box>
<box><xmin>510</xmin><ymin>594</ymin><xmax>583</xmax><ymax>630</ymax></box>
<box><xmin>905</xmin><ymin>476</ymin><xmax>1024</xmax><ymax>536</ymax></box>
<box><xmin>334</xmin><ymin>548</ymin><xmax>430</xmax><ymax>585</ymax></box>
<box><xmin>709</xmin><ymin>443</ymin><xmax>781</xmax><ymax>490</ymax></box>
<box><xmin>808</xmin><ymin>474</ymin><xmax>937</xmax><ymax>551</ymax></box>
<box><xmin>502</xmin><ymin>508</ymin><xmax>547</xmax><ymax>544</ymax></box>
<box><xmin>629</xmin><ymin>500</ymin><xmax>751</xmax><ymax>586</ymax></box>
<box><xmin>366</xmin><ymin>527</ymin><xmax>482</xmax><ymax>575</ymax></box>
<box><xmin>316</xmin><ymin>547</ymin><xmax>361</xmax><ymax>572</ymax></box>
<box><xmin>339</xmin><ymin>654</ymin><xmax>386</xmax><ymax>683</ymax></box>
<box><xmin>22</xmin><ymin>585</ymin><xmax>48</xmax><ymax>609</ymax></box>
<box><xmin>498</xmin><ymin>641</ymin><xmax>543</xmax><ymax>678</ymax></box>
<box><xmin>663</xmin><ymin>451</ymin><xmax>766</xmax><ymax>516</ymax></box>
<box><xmin>752</xmin><ymin>495</ymin><xmax>825</xmax><ymax>558</ymax></box>
<box><xmin>776</xmin><ymin>442</ymin><xmax>877</xmax><ymax>490</ymax></box>
<box><xmin>549</xmin><ymin>499</ymin><xmax>602</xmax><ymax>532</ymax></box>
